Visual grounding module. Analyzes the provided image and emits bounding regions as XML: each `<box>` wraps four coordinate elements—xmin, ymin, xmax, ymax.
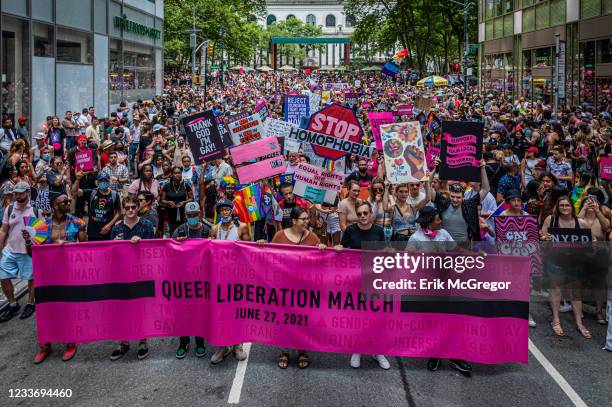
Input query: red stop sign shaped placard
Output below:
<box><xmin>307</xmin><ymin>103</ymin><xmax>364</xmax><ymax>160</ymax></box>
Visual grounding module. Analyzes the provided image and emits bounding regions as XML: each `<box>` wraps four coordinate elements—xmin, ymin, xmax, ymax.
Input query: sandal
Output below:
<box><xmin>551</xmin><ymin>321</ymin><xmax>565</xmax><ymax>337</ymax></box>
<box><xmin>576</xmin><ymin>325</ymin><xmax>592</xmax><ymax>339</ymax></box>
<box><xmin>278</xmin><ymin>352</ymin><xmax>289</xmax><ymax>369</ymax></box>
<box><xmin>596</xmin><ymin>310</ymin><xmax>607</xmax><ymax>325</ymax></box>
<box><xmin>297</xmin><ymin>352</ymin><xmax>310</xmax><ymax>369</ymax></box>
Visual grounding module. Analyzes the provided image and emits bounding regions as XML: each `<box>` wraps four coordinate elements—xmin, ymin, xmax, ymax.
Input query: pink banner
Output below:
<box><xmin>446</xmin><ymin>155</ymin><xmax>480</xmax><ymax>167</ymax></box>
<box><xmin>443</xmin><ymin>133</ymin><xmax>478</xmax><ymax>145</ymax></box>
<box><xmin>446</xmin><ymin>144</ymin><xmax>477</xmax><ymax>156</ymax></box>
<box><xmin>235</xmin><ymin>155</ymin><xmax>286</xmax><ymax>184</ymax></box>
<box><xmin>600</xmin><ymin>156</ymin><xmax>612</xmax><ymax>180</ymax></box>
<box><xmin>33</xmin><ymin>240</ymin><xmax>529</xmax><ymax>364</ymax></box>
<box><xmin>396</xmin><ymin>104</ymin><xmax>413</xmax><ymax>116</ymax></box>
<box><xmin>74</xmin><ymin>150</ymin><xmax>94</xmax><ymax>171</ymax></box>
<box><xmin>425</xmin><ymin>146</ymin><xmax>440</xmax><ymax>170</ymax></box>
<box><xmin>368</xmin><ymin>112</ymin><xmax>395</xmax><ymax>150</ymax></box>
<box><xmin>230</xmin><ymin>137</ymin><xmax>281</xmax><ymax>165</ymax></box>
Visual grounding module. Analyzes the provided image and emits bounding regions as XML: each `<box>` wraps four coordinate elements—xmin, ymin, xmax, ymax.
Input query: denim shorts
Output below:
<box><xmin>0</xmin><ymin>248</ymin><xmax>33</xmax><ymax>280</ymax></box>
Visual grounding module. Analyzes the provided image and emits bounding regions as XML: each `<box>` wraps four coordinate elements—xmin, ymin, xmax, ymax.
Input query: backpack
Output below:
<box><xmin>7</xmin><ymin>203</ymin><xmax>40</xmax><ymax>220</ymax></box>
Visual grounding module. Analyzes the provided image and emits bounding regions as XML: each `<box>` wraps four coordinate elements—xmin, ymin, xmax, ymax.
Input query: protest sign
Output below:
<box><xmin>425</xmin><ymin>146</ymin><xmax>441</xmax><ymax>170</ymax></box>
<box><xmin>256</xmin><ymin>99</ymin><xmax>269</xmax><ymax>121</ymax></box>
<box><xmin>439</xmin><ymin>121</ymin><xmax>484</xmax><ymax>182</ymax></box>
<box><xmin>292</xmin><ymin>162</ymin><xmax>343</xmax><ymax>204</ymax></box>
<box><xmin>308</xmin><ymin>103</ymin><xmax>366</xmax><ymax>160</ymax></box>
<box><xmin>396</xmin><ymin>104</ymin><xmax>413</xmax><ymax>116</ymax></box>
<box><xmin>226</xmin><ymin>111</ymin><xmax>251</xmax><ymax>124</ymax></box>
<box><xmin>74</xmin><ymin>150</ymin><xmax>94</xmax><ymax>171</ymax></box>
<box><xmin>548</xmin><ymin>228</ymin><xmax>592</xmax><ymax>244</ymax></box>
<box><xmin>181</xmin><ymin>111</ymin><xmax>225</xmax><ymax>164</ymax></box>
<box><xmin>33</xmin><ymin>240</ymin><xmax>529</xmax><ymax>364</ymax></box>
<box><xmin>361</xmin><ymin>100</ymin><xmax>373</xmax><ymax>109</ymax></box>
<box><xmin>344</xmin><ymin>92</ymin><xmax>358</xmax><ymax>108</ymax></box>
<box><xmin>308</xmin><ymin>92</ymin><xmax>321</xmax><ymax>114</ymax></box>
<box><xmin>368</xmin><ymin>112</ymin><xmax>395</xmax><ymax>150</ymax></box>
<box><xmin>227</xmin><ymin>113</ymin><xmax>264</xmax><ymax>146</ymax></box>
<box><xmin>600</xmin><ymin>157</ymin><xmax>612</xmax><ymax>180</ymax></box>
<box><xmin>288</xmin><ymin>124</ymin><xmax>373</xmax><ymax>159</ymax></box>
<box><xmin>494</xmin><ymin>216</ymin><xmax>541</xmax><ymax>274</ymax></box>
<box><xmin>330</xmin><ymin>83</ymin><xmax>349</xmax><ymax>90</ymax></box>
<box><xmin>230</xmin><ymin>137</ymin><xmax>285</xmax><ymax>184</ymax></box>
<box><xmin>265</xmin><ymin>118</ymin><xmax>299</xmax><ymax>153</ymax></box>
<box><xmin>284</xmin><ymin>95</ymin><xmax>310</xmax><ymax>125</ymax></box>
<box><xmin>301</xmin><ymin>143</ymin><xmax>346</xmax><ymax>175</ymax></box>
<box><xmin>216</xmin><ymin>117</ymin><xmax>233</xmax><ymax>147</ymax></box>
<box><xmin>321</xmin><ymin>91</ymin><xmax>331</xmax><ymax>103</ymax></box>
<box><xmin>31</xmin><ymin>188</ymin><xmax>51</xmax><ymax>212</ymax></box>
<box><xmin>380</xmin><ymin>122</ymin><xmax>427</xmax><ymax>183</ymax></box>
<box><xmin>415</xmin><ymin>95</ymin><xmax>433</xmax><ymax>113</ymax></box>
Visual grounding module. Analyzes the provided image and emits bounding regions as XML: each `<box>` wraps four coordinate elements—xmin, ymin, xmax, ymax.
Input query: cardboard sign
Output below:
<box><xmin>361</xmin><ymin>100</ymin><xmax>373</xmax><ymax>109</ymax></box>
<box><xmin>368</xmin><ymin>112</ymin><xmax>395</xmax><ymax>150</ymax></box>
<box><xmin>265</xmin><ymin>118</ymin><xmax>300</xmax><ymax>153</ymax></box>
<box><xmin>287</xmin><ymin>125</ymin><xmax>373</xmax><ymax>159</ymax></box>
<box><xmin>425</xmin><ymin>146</ymin><xmax>441</xmax><ymax>171</ymax></box>
<box><xmin>284</xmin><ymin>95</ymin><xmax>309</xmax><ymax>125</ymax></box>
<box><xmin>231</xmin><ymin>137</ymin><xmax>285</xmax><ymax>184</ymax></box>
<box><xmin>292</xmin><ymin>162</ymin><xmax>344</xmax><ymax>204</ymax></box>
<box><xmin>416</xmin><ymin>95</ymin><xmax>433</xmax><ymax>113</ymax></box>
<box><xmin>308</xmin><ymin>92</ymin><xmax>321</xmax><ymax>114</ymax></box>
<box><xmin>549</xmin><ymin>228</ymin><xmax>592</xmax><ymax>244</ymax></box>
<box><xmin>256</xmin><ymin>99</ymin><xmax>269</xmax><ymax>121</ymax></box>
<box><xmin>494</xmin><ymin>216</ymin><xmax>541</xmax><ymax>274</ymax></box>
<box><xmin>439</xmin><ymin>121</ymin><xmax>484</xmax><ymax>182</ymax></box>
<box><xmin>600</xmin><ymin>156</ymin><xmax>612</xmax><ymax>180</ymax></box>
<box><xmin>381</xmin><ymin>122</ymin><xmax>427</xmax><ymax>183</ymax></box>
<box><xmin>181</xmin><ymin>111</ymin><xmax>225</xmax><ymax>164</ymax></box>
<box><xmin>344</xmin><ymin>92</ymin><xmax>358</xmax><ymax>108</ymax></box>
<box><xmin>227</xmin><ymin>113</ymin><xmax>264</xmax><ymax>146</ymax></box>
<box><xmin>216</xmin><ymin>117</ymin><xmax>233</xmax><ymax>147</ymax></box>
<box><xmin>74</xmin><ymin>150</ymin><xmax>94</xmax><ymax>171</ymax></box>
<box><xmin>396</xmin><ymin>104</ymin><xmax>413</xmax><ymax>116</ymax></box>
<box><xmin>321</xmin><ymin>91</ymin><xmax>331</xmax><ymax>103</ymax></box>
<box><xmin>307</xmin><ymin>103</ymin><xmax>365</xmax><ymax>160</ymax></box>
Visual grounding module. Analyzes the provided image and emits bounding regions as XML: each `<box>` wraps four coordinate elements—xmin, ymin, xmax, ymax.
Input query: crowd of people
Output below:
<box><xmin>0</xmin><ymin>70</ymin><xmax>610</xmax><ymax>372</ymax></box>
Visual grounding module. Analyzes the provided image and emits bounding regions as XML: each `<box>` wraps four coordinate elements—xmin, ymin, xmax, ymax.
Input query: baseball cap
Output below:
<box><xmin>415</xmin><ymin>205</ymin><xmax>438</xmax><ymax>225</ymax></box>
<box><xmin>18</xmin><ymin>116</ymin><xmax>27</xmax><ymax>123</ymax></box>
<box><xmin>215</xmin><ymin>198</ymin><xmax>234</xmax><ymax>212</ymax></box>
<box><xmin>13</xmin><ymin>182</ymin><xmax>31</xmax><ymax>193</ymax></box>
<box><xmin>504</xmin><ymin>189</ymin><xmax>522</xmax><ymax>202</ymax></box>
<box><xmin>97</xmin><ymin>172</ymin><xmax>110</xmax><ymax>181</ymax></box>
<box><xmin>185</xmin><ymin>202</ymin><xmax>200</xmax><ymax>215</ymax></box>
<box><xmin>527</xmin><ymin>146</ymin><xmax>539</xmax><ymax>154</ymax></box>
<box><xmin>152</xmin><ymin>124</ymin><xmax>165</xmax><ymax>133</ymax></box>
<box><xmin>33</xmin><ymin>132</ymin><xmax>47</xmax><ymax>140</ymax></box>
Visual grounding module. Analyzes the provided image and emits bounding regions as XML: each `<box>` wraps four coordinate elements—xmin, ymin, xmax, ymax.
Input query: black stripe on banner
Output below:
<box><xmin>35</xmin><ymin>281</ymin><xmax>156</xmax><ymax>304</ymax></box>
<box><xmin>400</xmin><ymin>297</ymin><xmax>528</xmax><ymax>319</ymax></box>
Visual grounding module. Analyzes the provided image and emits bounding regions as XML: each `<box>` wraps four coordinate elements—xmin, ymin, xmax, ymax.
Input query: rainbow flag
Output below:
<box><xmin>233</xmin><ymin>184</ymin><xmax>262</xmax><ymax>223</ymax></box>
<box><xmin>324</xmin><ymin>160</ymin><xmax>334</xmax><ymax>173</ymax></box>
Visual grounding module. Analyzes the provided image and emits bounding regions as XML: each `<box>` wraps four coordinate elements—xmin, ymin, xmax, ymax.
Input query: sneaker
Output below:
<box><xmin>528</xmin><ymin>314</ymin><xmax>537</xmax><ymax>328</ymax></box>
<box><xmin>195</xmin><ymin>339</ymin><xmax>206</xmax><ymax>358</ymax></box>
<box><xmin>350</xmin><ymin>354</ymin><xmax>361</xmax><ymax>368</ymax></box>
<box><xmin>110</xmin><ymin>343</ymin><xmax>130</xmax><ymax>361</ymax></box>
<box><xmin>560</xmin><ymin>302</ymin><xmax>572</xmax><ymax>313</ymax></box>
<box><xmin>19</xmin><ymin>303</ymin><xmax>35</xmax><ymax>320</ymax></box>
<box><xmin>427</xmin><ymin>358</ymin><xmax>440</xmax><ymax>371</ymax></box>
<box><xmin>374</xmin><ymin>355</ymin><xmax>390</xmax><ymax>370</ymax></box>
<box><xmin>62</xmin><ymin>344</ymin><xmax>77</xmax><ymax>362</ymax></box>
<box><xmin>176</xmin><ymin>343</ymin><xmax>189</xmax><ymax>359</ymax></box>
<box><xmin>34</xmin><ymin>347</ymin><xmax>52</xmax><ymax>364</ymax></box>
<box><xmin>0</xmin><ymin>304</ymin><xmax>21</xmax><ymax>323</ymax></box>
<box><xmin>449</xmin><ymin>359</ymin><xmax>472</xmax><ymax>374</ymax></box>
<box><xmin>137</xmin><ymin>342</ymin><xmax>149</xmax><ymax>360</ymax></box>
<box><xmin>211</xmin><ymin>347</ymin><xmax>232</xmax><ymax>365</ymax></box>
<box><xmin>233</xmin><ymin>344</ymin><xmax>247</xmax><ymax>361</ymax></box>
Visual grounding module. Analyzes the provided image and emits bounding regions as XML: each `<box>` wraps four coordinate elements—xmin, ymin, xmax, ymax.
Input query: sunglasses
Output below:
<box><xmin>356</xmin><ymin>211</ymin><xmax>370</xmax><ymax>217</ymax></box>
<box><xmin>124</xmin><ymin>205</ymin><xmax>138</xmax><ymax>210</ymax></box>
<box><xmin>373</xmin><ymin>188</ymin><xmax>383</xmax><ymax>193</ymax></box>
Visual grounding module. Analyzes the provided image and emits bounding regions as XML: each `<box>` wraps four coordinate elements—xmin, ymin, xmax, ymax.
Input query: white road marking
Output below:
<box><xmin>227</xmin><ymin>343</ymin><xmax>252</xmax><ymax>404</ymax></box>
<box><xmin>528</xmin><ymin>339</ymin><xmax>588</xmax><ymax>407</ymax></box>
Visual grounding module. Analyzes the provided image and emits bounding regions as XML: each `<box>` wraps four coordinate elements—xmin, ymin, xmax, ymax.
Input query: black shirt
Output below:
<box><xmin>172</xmin><ymin>222</ymin><xmax>212</xmax><ymax>238</ymax></box>
<box><xmin>84</xmin><ymin>189</ymin><xmax>121</xmax><ymax>240</ymax></box>
<box><xmin>341</xmin><ymin>223</ymin><xmax>385</xmax><ymax>249</ymax></box>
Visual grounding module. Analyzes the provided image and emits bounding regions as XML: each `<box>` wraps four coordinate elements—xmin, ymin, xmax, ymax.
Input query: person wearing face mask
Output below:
<box><xmin>171</xmin><ymin>135</ymin><xmax>194</xmax><ymax>167</ymax></box>
<box><xmin>29</xmin><ymin>194</ymin><xmax>86</xmax><ymax>364</ymax></box>
<box><xmin>71</xmin><ymin>172</ymin><xmax>122</xmax><ymax>241</ymax></box>
<box><xmin>34</xmin><ymin>145</ymin><xmax>52</xmax><ymax>179</ymax></box>
<box><xmin>31</xmin><ymin>132</ymin><xmax>49</xmax><ymax>164</ymax></box>
<box><xmin>346</xmin><ymin>158</ymin><xmax>374</xmax><ymax>188</ymax></box>
<box><xmin>0</xmin><ymin>182</ymin><xmax>41</xmax><ymax>323</ymax></box>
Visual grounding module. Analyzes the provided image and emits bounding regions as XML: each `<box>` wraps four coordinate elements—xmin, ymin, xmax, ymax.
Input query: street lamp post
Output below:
<box><xmin>219</xmin><ymin>27</ymin><xmax>225</xmax><ymax>88</ymax></box>
<box><xmin>449</xmin><ymin>0</ymin><xmax>472</xmax><ymax>95</ymax></box>
<box><xmin>188</xmin><ymin>6</ymin><xmax>200</xmax><ymax>90</ymax></box>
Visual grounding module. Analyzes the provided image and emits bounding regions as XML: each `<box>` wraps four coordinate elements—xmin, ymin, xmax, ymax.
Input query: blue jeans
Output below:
<box><xmin>605</xmin><ymin>292</ymin><xmax>612</xmax><ymax>351</ymax></box>
<box><xmin>128</xmin><ymin>143</ymin><xmax>139</xmax><ymax>174</ymax></box>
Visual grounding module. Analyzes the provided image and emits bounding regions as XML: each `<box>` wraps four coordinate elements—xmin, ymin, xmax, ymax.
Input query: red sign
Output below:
<box><xmin>600</xmin><ymin>157</ymin><xmax>612</xmax><ymax>180</ymax></box>
<box><xmin>307</xmin><ymin>103</ymin><xmax>364</xmax><ymax>160</ymax></box>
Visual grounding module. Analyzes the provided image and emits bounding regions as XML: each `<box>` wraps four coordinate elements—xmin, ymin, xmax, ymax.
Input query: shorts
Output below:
<box><xmin>323</xmin><ymin>213</ymin><xmax>341</xmax><ymax>234</ymax></box>
<box><xmin>0</xmin><ymin>248</ymin><xmax>33</xmax><ymax>280</ymax></box>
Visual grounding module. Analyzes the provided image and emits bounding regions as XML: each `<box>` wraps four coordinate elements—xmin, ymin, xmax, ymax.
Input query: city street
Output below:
<box><xmin>0</xmin><ymin>298</ymin><xmax>609</xmax><ymax>407</ymax></box>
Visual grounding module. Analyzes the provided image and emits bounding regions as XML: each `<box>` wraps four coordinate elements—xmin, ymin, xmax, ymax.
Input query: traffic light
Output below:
<box><xmin>207</xmin><ymin>43</ymin><xmax>214</xmax><ymax>56</ymax></box>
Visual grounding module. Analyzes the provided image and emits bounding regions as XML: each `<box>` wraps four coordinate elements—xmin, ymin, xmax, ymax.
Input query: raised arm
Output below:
<box><xmin>479</xmin><ymin>159</ymin><xmax>490</xmax><ymax>202</ymax></box>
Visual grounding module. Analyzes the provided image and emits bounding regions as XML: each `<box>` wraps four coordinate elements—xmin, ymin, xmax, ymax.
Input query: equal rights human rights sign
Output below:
<box><xmin>33</xmin><ymin>240</ymin><xmax>529</xmax><ymax>364</ymax></box>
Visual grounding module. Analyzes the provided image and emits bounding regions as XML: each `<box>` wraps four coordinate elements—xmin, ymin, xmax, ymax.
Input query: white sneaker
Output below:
<box><xmin>528</xmin><ymin>314</ymin><xmax>537</xmax><ymax>328</ymax></box>
<box><xmin>233</xmin><ymin>344</ymin><xmax>247</xmax><ymax>361</ymax></box>
<box><xmin>374</xmin><ymin>355</ymin><xmax>390</xmax><ymax>370</ymax></box>
<box><xmin>211</xmin><ymin>346</ymin><xmax>232</xmax><ymax>364</ymax></box>
<box><xmin>350</xmin><ymin>354</ymin><xmax>361</xmax><ymax>368</ymax></box>
<box><xmin>560</xmin><ymin>302</ymin><xmax>572</xmax><ymax>313</ymax></box>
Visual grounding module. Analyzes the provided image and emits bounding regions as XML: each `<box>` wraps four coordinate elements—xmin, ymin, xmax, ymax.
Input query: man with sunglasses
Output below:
<box><xmin>31</xmin><ymin>194</ymin><xmax>86</xmax><ymax>364</ymax></box>
<box><xmin>109</xmin><ymin>196</ymin><xmax>155</xmax><ymax>361</ymax></box>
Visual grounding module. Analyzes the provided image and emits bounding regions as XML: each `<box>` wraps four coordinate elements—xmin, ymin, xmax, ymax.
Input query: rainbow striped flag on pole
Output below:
<box><xmin>233</xmin><ymin>184</ymin><xmax>263</xmax><ymax>223</ymax></box>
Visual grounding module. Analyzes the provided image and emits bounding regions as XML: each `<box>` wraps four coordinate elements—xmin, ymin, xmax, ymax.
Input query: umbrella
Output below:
<box><xmin>416</xmin><ymin>75</ymin><xmax>449</xmax><ymax>87</ymax></box>
<box><xmin>257</xmin><ymin>65</ymin><xmax>273</xmax><ymax>72</ymax></box>
<box><xmin>318</xmin><ymin>66</ymin><xmax>335</xmax><ymax>72</ymax></box>
<box><xmin>360</xmin><ymin>66</ymin><xmax>380</xmax><ymax>71</ymax></box>
<box><xmin>279</xmin><ymin>65</ymin><xmax>297</xmax><ymax>71</ymax></box>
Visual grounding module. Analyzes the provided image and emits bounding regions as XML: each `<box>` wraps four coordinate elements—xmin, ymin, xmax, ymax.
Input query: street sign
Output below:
<box><xmin>307</xmin><ymin>103</ymin><xmax>364</xmax><ymax>161</ymax></box>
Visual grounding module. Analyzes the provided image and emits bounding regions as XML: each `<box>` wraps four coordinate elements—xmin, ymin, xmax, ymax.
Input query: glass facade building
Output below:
<box><xmin>478</xmin><ymin>0</ymin><xmax>611</xmax><ymax>112</ymax></box>
<box><xmin>1</xmin><ymin>0</ymin><xmax>164</xmax><ymax>138</ymax></box>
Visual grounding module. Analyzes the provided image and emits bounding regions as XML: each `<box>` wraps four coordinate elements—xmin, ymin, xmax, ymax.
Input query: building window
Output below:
<box><xmin>326</xmin><ymin>14</ymin><xmax>336</xmax><ymax>27</ymax></box>
<box><xmin>597</xmin><ymin>38</ymin><xmax>612</xmax><ymax>63</ymax></box>
<box><xmin>550</xmin><ymin>0</ymin><xmax>566</xmax><ymax>26</ymax></box>
<box><xmin>503</xmin><ymin>14</ymin><xmax>513</xmax><ymax>36</ymax></box>
<box><xmin>266</xmin><ymin>15</ymin><xmax>276</xmax><ymax>25</ymax></box>
<box><xmin>346</xmin><ymin>15</ymin><xmax>356</xmax><ymax>27</ymax></box>
<box><xmin>605</xmin><ymin>0</ymin><xmax>612</xmax><ymax>14</ymax></box>
<box><xmin>522</xmin><ymin>7</ymin><xmax>534</xmax><ymax>32</ymax></box>
<box><xmin>535</xmin><ymin>2</ymin><xmax>549</xmax><ymax>30</ymax></box>
<box><xmin>486</xmin><ymin>20</ymin><xmax>494</xmax><ymax>40</ymax></box>
<box><xmin>287</xmin><ymin>14</ymin><xmax>296</xmax><ymax>21</ymax></box>
<box><xmin>306</xmin><ymin>14</ymin><xmax>316</xmax><ymax>25</ymax></box>
<box><xmin>581</xmin><ymin>0</ymin><xmax>601</xmax><ymax>19</ymax></box>
<box><xmin>494</xmin><ymin>17</ymin><xmax>503</xmax><ymax>38</ymax></box>
<box><xmin>57</xmin><ymin>28</ymin><xmax>93</xmax><ymax>64</ymax></box>
<box><xmin>486</xmin><ymin>0</ymin><xmax>494</xmax><ymax>19</ymax></box>
<box><xmin>33</xmin><ymin>22</ymin><xmax>54</xmax><ymax>57</ymax></box>
<box><xmin>1</xmin><ymin>15</ymin><xmax>30</xmax><ymax>123</ymax></box>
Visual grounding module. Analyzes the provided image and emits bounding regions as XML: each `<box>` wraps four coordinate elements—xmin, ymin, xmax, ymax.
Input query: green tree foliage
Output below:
<box><xmin>164</xmin><ymin>0</ymin><xmax>266</xmax><ymax>67</ymax></box>
<box><xmin>345</xmin><ymin>0</ymin><xmax>478</xmax><ymax>73</ymax></box>
<box><xmin>263</xmin><ymin>17</ymin><xmax>324</xmax><ymax>61</ymax></box>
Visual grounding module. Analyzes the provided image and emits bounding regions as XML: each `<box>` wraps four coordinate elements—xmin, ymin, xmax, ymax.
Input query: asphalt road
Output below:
<box><xmin>0</xmin><ymin>297</ymin><xmax>609</xmax><ymax>407</ymax></box>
